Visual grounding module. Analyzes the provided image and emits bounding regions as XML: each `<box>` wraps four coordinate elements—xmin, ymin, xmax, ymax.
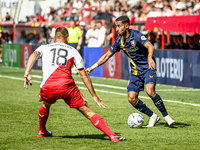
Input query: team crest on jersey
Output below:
<box><xmin>131</xmin><ymin>40</ymin><xmax>135</xmax><ymax>46</ymax></box>
<box><xmin>141</xmin><ymin>36</ymin><xmax>147</xmax><ymax>40</ymax></box>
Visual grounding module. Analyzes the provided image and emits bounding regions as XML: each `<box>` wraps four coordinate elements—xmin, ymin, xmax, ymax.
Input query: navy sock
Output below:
<box><xmin>152</xmin><ymin>94</ymin><xmax>168</xmax><ymax>117</ymax></box>
<box><xmin>134</xmin><ymin>99</ymin><xmax>153</xmax><ymax>117</ymax></box>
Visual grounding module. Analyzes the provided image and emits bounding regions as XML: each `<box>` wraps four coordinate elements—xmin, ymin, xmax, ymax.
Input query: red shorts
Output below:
<box><xmin>39</xmin><ymin>82</ymin><xmax>86</xmax><ymax>108</ymax></box>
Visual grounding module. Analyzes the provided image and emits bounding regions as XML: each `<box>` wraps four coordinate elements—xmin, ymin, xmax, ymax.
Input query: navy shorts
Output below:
<box><xmin>127</xmin><ymin>69</ymin><xmax>156</xmax><ymax>93</ymax></box>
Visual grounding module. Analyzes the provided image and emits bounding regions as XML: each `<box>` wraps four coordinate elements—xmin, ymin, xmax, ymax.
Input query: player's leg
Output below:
<box><xmin>128</xmin><ymin>91</ymin><xmax>154</xmax><ymax>117</ymax></box>
<box><xmin>37</xmin><ymin>101</ymin><xmax>53</xmax><ymax>137</ymax></box>
<box><xmin>145</xmin><ymin>69</ymin><xmax>175</xmax><ymax>126</ymax></box>
<box><xmin>37</xmin><ymin>101</ymin><xmax>52</xmax><ymax>138</ymax></box>
<box><xmin>76</xmin><ymin>104</ymin><xmax>126</xmax><ymax>142</ymax></box>
<box><xmin>127</xmin><ymin>74</ymin><xmax>159</xmax><ymax>127</ymax></box>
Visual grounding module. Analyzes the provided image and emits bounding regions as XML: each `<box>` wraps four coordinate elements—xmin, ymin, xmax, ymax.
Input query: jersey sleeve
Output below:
<box><xmin>109</xmin><ymin>36</ymin><xmax>120</xmax><ymax>53</ymax></box>
<box><xmin>135</xmin><ymin>32</ymin><xmax>149</xmax><ymax>45</ymax></box>
<box><xmin>77</xmin><ymin>27</ymin><xmax>82</xmax><ymax>37</ymax></box>
<box><xmin>74</xmin><ymin>50</ymin><xmax>84</xmax><ymax>69</ymax></box>
<box><xmin>34</xmin><ymin>45</ymin><xmax>44</xmax><ymax>58</ymax></box>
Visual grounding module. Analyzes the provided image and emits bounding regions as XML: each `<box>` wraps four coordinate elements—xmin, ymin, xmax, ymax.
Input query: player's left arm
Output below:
<box><xmin>77</xmin><ymin>29</ymin><xmax>83</xmax><ymax>51</ymax></box>
<box><xmin>24</xmin><ymin>51</ymin><xmax>40</xmax><ymax>88</ymax></box>
<box><xmin>78</xmin><ymin>68</ymin><xmax>107</xmax><ymax>108</ymax></box>
<box><xmin>144</xmin><ymin>41</ymin><xmax>156</xmax><ymax>69</ymax></box>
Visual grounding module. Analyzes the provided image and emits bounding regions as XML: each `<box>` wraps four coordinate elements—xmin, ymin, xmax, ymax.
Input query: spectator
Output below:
<box><xmin>6</xmin><ymin>35</ymin><xmax>13</xmax><ymax>44</ymax></box>
<box><xmin>143</xmin><ymin>0</ymin><xmax>151</xmax><ymax>15</ymax></box>
<box><xmin>68</xmin><ymin>19</ymin><xmax>83</xmax><ymax>51</ymax></box>
<box><xmin>20</xmin><ymin>31</ymin><xmax>27</xmax><ymax>44</ymax></box>
<box><xmin>85</xmin><ymin>21</ymin><xmax>99</xmax><ymax>47</ymax></box>
<box><xmin>2</xmin><ymin>12</ymin><xmax>12</xmax><ymax>21</ymax></box>
<box><xmin>156</xmin><ymin>36</ymin><xmax>162</xmax><ymax>49</ymax></box>
<box><xmin>163</xmin><ymin>5</ymin><xmax>173</xmax><ymax>16</ymax></box>
<box><xmin>37</xmin><ymin>13</ymin><xmax>46</xmax><ymax>22</ymax></box>
<box><xmin>48</xmin><ymin>23</ymin><xmax>56</xmax><ymax>43</ymax></box>
<box><xmin>113</xmin><ymin>2</ymin><xmax>122</xmax><ymax>18</ymax></box>
<box><xmin>96</xmin><ymin>21</ymin><xmax>106</xmax><ymax>47</ymax></box>
<box><xmin>82</xmin><ymin>0</ymin><xmax>91</xmax><ymax>19</ymax></box>
<box><xmin>0</xmin><ymin>27</ymin><xmax>5</xmax><ymax>63</ymax></box>
<box><xmin>147</xmin><ymin>31</ymin><xmax>157</xmax><ymax>48</ymax></box>
<box><xmin>79</xmin><ymin>21</ymin><xmax>87</xmax><ymax>58</ymax></box>
<box><xmin>177</xmin><ymin>35</ymin><xmax>189</xmax><ymax>49</ymax></box>
<box><xmin>172</xmin><ymin>35</ymin><xmax>181</xmax><ymax>49</ymax></box>
<box><xmin>72</xmin><ymin>0</ymin><xmax>83</xmax><ymax>15</ymax></box>
<box><xmin>165</xmin><ymin>35</ymin><xmax>175</xmax><ymax>49</ymax></box>
<box><xmin>193</xmin><ymin>34</ymin><xmax>200</xmax><ymax>47</ymax></box>
<box><xmin>193</xmin><ymin>0</ymin><xmax>200</xmax><ymax>14</ymax></box>
<box><xmin>187</xmin><ymin>35</ymin><xmax>200</xmax><ymax>50</ymax></box>
<box><xmin>92</xmin><ymin>0</ymin><xmax>100</xmax><ymax>11</ymax></box>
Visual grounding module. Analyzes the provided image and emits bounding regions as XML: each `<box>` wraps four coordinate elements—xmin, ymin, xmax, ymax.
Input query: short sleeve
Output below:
<box><xmin>85</xmin><ymin>29</ymin><xmax>90</xmax><ymax>38</ymax></box>
<box><xmin>109</xmin><ymin>36</ymin><xmax>121</xmax><ymax>53</ymax></box>
<box><xmin>77</xmin><ymin>27</ymin><xmax>82</xmax><ymax>37</ymax></box>
<box><xmin>74</xmin><ymin>50</ymin><xmax>84</xmax><ymax>69</ymax></box>
<box><xmin>135</xmin><ymin>32</ymin><xmax>149</xmax><ymax>45</ymax></box>
<box><xmin>34</xmin><ymin>45</ymin><xmax>44</xmax><ymax>58</ymax></box>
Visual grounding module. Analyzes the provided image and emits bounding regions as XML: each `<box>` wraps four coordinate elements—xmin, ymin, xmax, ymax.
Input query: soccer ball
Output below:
<box><xmin>127</xmin><ymin>113</ymin><xmax>144</xmax><ymax>128</ymax></box>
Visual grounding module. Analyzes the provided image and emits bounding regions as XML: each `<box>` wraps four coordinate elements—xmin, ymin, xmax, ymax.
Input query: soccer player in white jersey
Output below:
<box><xmin>23</xmin><ymin>27</ymin><xmax>125</xmax><ymax>142</ymax></box>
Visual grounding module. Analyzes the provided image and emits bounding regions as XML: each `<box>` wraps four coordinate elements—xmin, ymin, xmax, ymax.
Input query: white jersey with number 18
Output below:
<box><xmin>34</xmin><ymin>42</ymin><xmax>84</xmax><ymax>88</ymax></box>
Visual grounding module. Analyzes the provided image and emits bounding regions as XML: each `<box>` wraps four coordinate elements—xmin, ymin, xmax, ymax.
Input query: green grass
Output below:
<box><xmin>0</xmin><ymin>66</ymin><xmax>200</xmax><ymax>150</ymax></box>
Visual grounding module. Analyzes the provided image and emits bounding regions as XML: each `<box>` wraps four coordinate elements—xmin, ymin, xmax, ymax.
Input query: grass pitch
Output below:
<box><xmin>0</xmin><ymin>66</ymin><xmax>200</xmax><ymax>150</ymax></box>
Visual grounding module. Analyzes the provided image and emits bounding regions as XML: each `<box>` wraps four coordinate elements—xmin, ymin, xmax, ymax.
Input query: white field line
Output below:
<box><xmin>32</xmin><ymin>75</ymin><xmax>200</xmax><ymax>92</ymax></box>
<box><xmin>0</xmin><ymin>74</ymin><xmax>200</xmax><ymax>107</ymax></box>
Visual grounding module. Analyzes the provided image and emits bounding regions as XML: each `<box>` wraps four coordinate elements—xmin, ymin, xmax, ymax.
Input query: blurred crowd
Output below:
<box><xmin>22</xmin><ymin>0</ymin><xmax>200</xmax><ymax>26</ymax></box>
<box><xmin>0</xmin><ymin>0</ymin><xmax>200</xmax><ymax>51</ymax></box>
<box><xmin>146</xmin><ymin>31</ymin><xmax>200</xmax><ymax>50</ymax></box>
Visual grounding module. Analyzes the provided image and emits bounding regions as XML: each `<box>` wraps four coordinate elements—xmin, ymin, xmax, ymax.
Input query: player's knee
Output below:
<box><xmin>146</xmin><ymin>89</ymin><xmax>156</xmax><ymax>98</ymax></box>
<box><xmin>128</xmin><ymin>96</ymin><xmax>138</xmax><ymax>105</ymax></box>
<box><xmin>42</xmin><ymin>101</ymin><xmax>51</xmax><ymax>108</ymax></box>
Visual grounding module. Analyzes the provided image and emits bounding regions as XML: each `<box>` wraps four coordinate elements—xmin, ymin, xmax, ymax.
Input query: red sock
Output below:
<box><xmin>90</xmin><ymin>114</ymin><xmax>116</xmax><ymax>139</ymax></box>
<box><xmin>39</xmin><ymin>105</ymin><xmax>49</xmax><ymax>132</ymax></box>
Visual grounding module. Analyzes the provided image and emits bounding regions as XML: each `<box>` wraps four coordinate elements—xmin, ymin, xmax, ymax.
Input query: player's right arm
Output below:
<box><xmin>24</xmin><ymin>51</ymin><xmax>40</xmax><ymax>88</ymax></box>
<box><xmin>78</xmin><ymin>68</ymin><xmax>107</xmax><ymax>108</ymax></box>
<box><xmin>86</xmin><ymin>50</ymin><xmax>115</xmax><ymax>74</ymax></box>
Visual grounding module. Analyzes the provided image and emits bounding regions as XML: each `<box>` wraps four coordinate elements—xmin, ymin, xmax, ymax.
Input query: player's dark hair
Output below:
<box><xmin>97</xmin><ymin>21</ymin><xmax>102</xmax><ymax>24</ymax></box>
<box><xmin>115</xmin><ymin>16</ymin><xmax>130</xmax><ymax>25</ymax></box>
<box><xmin>55</xmin><ymin>27</ymin><xmax>68</xmax><ymax>40</ymax></box>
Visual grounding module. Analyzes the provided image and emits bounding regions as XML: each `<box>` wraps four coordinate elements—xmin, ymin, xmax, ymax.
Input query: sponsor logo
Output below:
<box><xmin>131</xmin><ymin>40</ymin><xmax>135</xmax><ymax>46</ymax></box>
<box><xmin>149</xmin><ymin>75</ymin><xmax>153</xmax><ymax>78</ymax></box>
<box><xmin>125</xmin><ymin>47</ymin><xmax>139</xmax><ymax>52</ymax></box>
<box><xmin>94</xmin><ymin>120</ymin><xmax>99</xmax><ymax>126</ymax></box>
<box><xmin>24</xmin><ymin>46</ymin><xmax>29</xmax><ymax>68</ymax></box>
<box><xmin>155</xmin><ymin>57</ymin><xmax>183</xmax><ymax>82</ymax></box>
<box><xmin>141</xmin><ymin>36</ymin><xmax>147</xmax><ymax>40</ymax></box>
<box><xmin>108</xmin><ymin>54</ymin><xmax>116</xmax><ymax>77</ymax></box>
<box><xmin>39</xmin><ymin>114</ymin><xmax>44</xmax><ymax>117</ymax></box>
<box><xmin>4</xmin><ymin>45</ymin><xmax>17</xmax><ymax>67</ymax></box>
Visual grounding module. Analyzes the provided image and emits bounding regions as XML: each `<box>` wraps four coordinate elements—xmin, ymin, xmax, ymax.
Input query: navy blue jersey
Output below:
<box><xmin>110</xmin><ymin>29</ymin><xmax>153</xmax><ymax>75</ymax></box>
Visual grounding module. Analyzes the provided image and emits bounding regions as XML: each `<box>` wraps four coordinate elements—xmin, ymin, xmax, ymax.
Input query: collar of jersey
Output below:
<box><xmin>56</xmin><ymin>42</ymin><xmax>65</xmax><ymax>44</ymax></box>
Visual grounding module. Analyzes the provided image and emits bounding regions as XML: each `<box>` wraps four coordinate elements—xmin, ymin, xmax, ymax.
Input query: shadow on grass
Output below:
<box><xmin>53</xmin><ymin>133</ymin><xmax>122</xmax><ymax>141</ymax></box>
<box><xmin>158</xmin><ymin>122</ymin><xmax>191</xmax><ymax>128</ymax></box>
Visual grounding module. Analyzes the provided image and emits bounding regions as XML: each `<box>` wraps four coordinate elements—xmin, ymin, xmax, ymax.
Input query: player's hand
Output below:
<box><xmin>24</xmin><ymin>72</ymin><xmax>32</xmax><ymax>89</ymax></box>
<box><xmin>76</xmin><ymin>45</ymin><xmax>81</xmax><ymax>51</ymax></box>
<box><xmin>148</xmin><ymin>57</ymin><xmax>156</xmax><ymax>69</ymax></box>
<box><xmin>85</xmin><ymin>67</ymin><xmax>92</xmax><ymax>74</ymax></box>
<box><xmin>93</xmin><ymin>96</ymin><xmax>107</xmax><ymax>108</ymax></box>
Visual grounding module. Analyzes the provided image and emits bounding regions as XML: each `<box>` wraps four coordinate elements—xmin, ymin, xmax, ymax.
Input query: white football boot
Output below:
<box><xmin>146</xmin><ymin>113</ymin><xmax>160</xmax><ymax>127</ymax></box>
<box><xmin>164</xmin><ymin>115</ymin><xmax>175</xmax><ymax>126</ymax></box>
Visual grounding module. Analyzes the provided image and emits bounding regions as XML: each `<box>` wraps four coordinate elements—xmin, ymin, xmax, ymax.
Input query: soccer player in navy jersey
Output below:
<box><xmin>86</xmin><ymin>16</ymin><xmax>175</xmax><ymax>127</ymax></box>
